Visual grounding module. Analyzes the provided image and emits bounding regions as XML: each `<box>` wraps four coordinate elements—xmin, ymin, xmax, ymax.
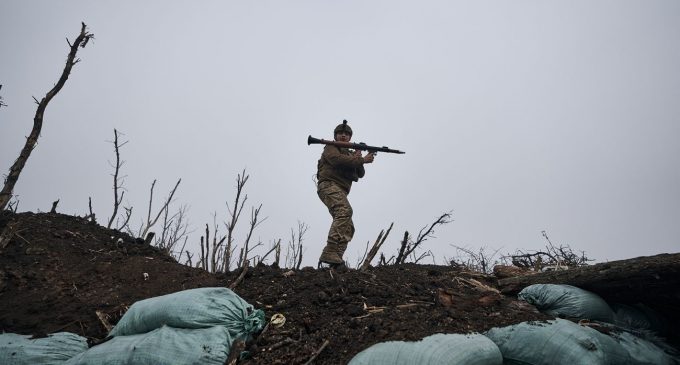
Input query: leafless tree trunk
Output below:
<box><xmin>107</xmin><ymin>129</ymin><xmax>128</xmax><ymax>228</ymax></box>
<box><xmin>176</xmin><ymin>236</ymin><xmax>188</xmax><ymax>263</ymax></box>
<box><xmin>50</xmin><ymin>199</ymin><xmax>60</xmax><ymax>213</ymax></box>
<box><xmin>200</xmin><ymin>236</ymin><xmax>206</xmax><ymax>270</ymax></box>
<box><xmin>395</xmin><ymin>231</ymin><xmax>410</xmax><ymax>264</ymax></box>
<box><xmin>84</xmin><ymin>196</ymin><xmax>96</xmax><ymax>222</ymax></box>
<box><xmin>222</xmin><ymin>170</ymin><xmax>248</xmax><ymax>272</ymax></box>
<box><xmin>238</xmin><ymin>204</ymin><xmax>265</xmax><ymax>267</ymax></box>
<box><xmin>274</xmin><ymin>238</ymin><xmax>282</xmax><ymax>267</ymax></box>
<box><xmin>360</xmin><ymin>222</ymin><xmax>394</xmax><ymax>271</ymax></box>
<box><xmin>208</xmin><ymin>213</ymin><xmax>227</xmax><ymax>273</ymax></box>
<box><xmin>0</xmin><ymin>23</ymin><xmax>94</xmax><ymax>211</ymax></box>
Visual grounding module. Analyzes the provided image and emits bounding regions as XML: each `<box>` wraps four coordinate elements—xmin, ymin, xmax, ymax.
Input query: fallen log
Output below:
<box><xmin>498</xmin><ymin>253</ymin><xmax>680</xmax><ymax>299</ymax></box>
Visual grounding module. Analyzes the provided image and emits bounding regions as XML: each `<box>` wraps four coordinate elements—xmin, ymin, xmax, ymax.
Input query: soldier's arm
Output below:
<box><xmin>323</xmin><ymin>145</ymin><xmax>364</xmax><ymax>168</ymax></box>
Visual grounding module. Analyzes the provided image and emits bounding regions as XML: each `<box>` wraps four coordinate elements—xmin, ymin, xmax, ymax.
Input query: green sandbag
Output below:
<box><xmin>518</xmin><ymin>284</ymin><xmax>614</xmax><ymax>322</ymax></box>
<box><xmin>611</xmin><ymin>303</ymin><xmax>668</xmax><ymax>334</ymax></box>
<box><xmin>615</xmin><ymin>331</ymin><xmax>679</xmax><ymax>365</ymax></box>
<box><xmin>65</xmin><ymin>325</ymin><xmax>231</xmax><ymax>365</ymax></box>
<box><xmin>108</xmin><ymin>287</ymin><xmax>265</xmax><ymax>341</ymax></box>
<box><xmin>485</xmin><ymin>319</ymin><xmax>679</xmax><ymax>365</ymax></box>
<box><xmin>0</xmin><ymin>332</ymin><xmax>88</xmax><ymax>365</ymax></box>
<box><xmin>348</xmin><ymin>333</ymin><xmax>503</xmax><ymax>365</ymax></box>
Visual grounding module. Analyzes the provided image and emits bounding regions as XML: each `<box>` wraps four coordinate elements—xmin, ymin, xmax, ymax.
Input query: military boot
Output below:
<box><xmin>318</xmin><ymin>245</ymin><xmax>343</xmax><ymax>268</ymax></box>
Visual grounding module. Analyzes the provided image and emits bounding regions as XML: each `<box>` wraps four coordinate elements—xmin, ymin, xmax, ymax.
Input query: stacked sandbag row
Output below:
<box><xmin>500</xmin><ymin>284</ymin><xmax>679</xmax><ymax>364</ymax></box>
<box><xmin>349</xmin><ymin>284</ymin><xmax>678</xmax><ymax>365</ymax></box>
<box><xmin>0</xmin><ymin>332</ymin><xmax>88</xmax><ymax>365</ymax></box>
<box><xmin>518</xmin><ymin>284</ymin><xmax>667</xmax><ymax>333</ymax></box>
<box><xmin>64</xmin><ymin>287</ymin><xmax>265</xmax><ymax>365</ymax></box>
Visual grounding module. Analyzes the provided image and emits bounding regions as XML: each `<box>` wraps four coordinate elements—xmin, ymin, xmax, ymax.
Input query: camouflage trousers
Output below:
<box><xmin>317</xmin><ymin>180</ymin><xmax>355</xmax><ymax>263</ymax></box>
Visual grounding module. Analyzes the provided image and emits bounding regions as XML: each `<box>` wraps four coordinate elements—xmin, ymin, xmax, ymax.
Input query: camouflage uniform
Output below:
<box><xmin>317</xmin><ymin>141</ymin><xmax>366</xmax><ymax>265</ymax></box>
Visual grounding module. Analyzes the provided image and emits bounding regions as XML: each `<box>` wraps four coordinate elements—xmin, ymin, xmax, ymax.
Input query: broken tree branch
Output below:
<box><xmin>228</xmin><ymin>261</ymin><xmax>249</xmax><ymax>289</ymax></box>
<box><xmin>140</xmin><ymin>178</ymin><xmax>181</xmax><ymax>238</ymax></box>
<box><xmin>360</xmin><ymin>222</ymin><xmax>394</xmax><ymax>271</ymax></box>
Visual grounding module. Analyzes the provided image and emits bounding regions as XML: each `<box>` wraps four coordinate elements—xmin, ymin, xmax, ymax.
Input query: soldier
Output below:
<box><xmin>316</xmin><ymin>120</ymin><xmax>375</xmax><ymax>268</ymax></box>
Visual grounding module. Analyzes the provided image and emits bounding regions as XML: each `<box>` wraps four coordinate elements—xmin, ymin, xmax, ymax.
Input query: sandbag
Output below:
<box><xmin>485</xmin><ymin>318</ymin><xmax>678</xmax><ymax>365</ymax></box>
<box><xmin>109</xmin><ymin>287</ymin><xmax>265</xmax><ymax>341</ymax></box>
<box><xmin>0</xmin><ymin>332</ymin><xmax>88</xmax><ymax>365</ymax></box>
<box><xmin>518</xmin><ymin>284</ymin><xmax>614</xmax><ymax>322</ymax></box>
<box><xmin>348</xmin><ymin>333</ymin><xmax>503</xmax><ymax>365</ymax></box>
<box><xmin>611</xmin><ymin>303</ymin><xmax>668</xmax><ymax>334</ymax></box>
<box><xmin>615</xmin><ymin>331</ymin><xmax>679</xmax><ymax>365</ymax></box>
<box><xmin>65</xmin><ymin>325</ymin><xmax>231</xmax><ymax>365</ymax></box>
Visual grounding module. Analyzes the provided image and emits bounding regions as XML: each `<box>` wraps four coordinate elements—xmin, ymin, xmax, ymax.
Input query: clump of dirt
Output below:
<box><xmin>0</xmin><ymin>211</ymin><xmax>551</xmax><ymax>364</ymax></box>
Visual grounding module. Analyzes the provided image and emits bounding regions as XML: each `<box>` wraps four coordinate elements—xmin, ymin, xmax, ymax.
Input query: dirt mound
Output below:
<box><xmin>0</xmin><ymin>211</ymin><xmax>551</xmax><ymax>364</ymax></box>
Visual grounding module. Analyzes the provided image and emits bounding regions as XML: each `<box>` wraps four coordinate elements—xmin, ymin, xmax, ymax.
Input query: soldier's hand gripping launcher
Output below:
<box><xmin>307</xmin><ymin>135</ymin><xmax>405</xmax><ymax>154</ymax></box>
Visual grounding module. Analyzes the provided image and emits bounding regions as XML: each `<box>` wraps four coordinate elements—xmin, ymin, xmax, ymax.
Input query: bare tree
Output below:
<box><xmin>107</xmin><ymin>129</ymin><xmax>128</xmax><ymax>228</ymax></box>
<box><xmin>221</xmin><ymin>170</ymin><xmax>249</xmax><ymax>272</ymax></box>
<box><xmin>196</xmin><ymin>214</ymin><xmax>228</xmax><ymax>272</ymax></box>
<box><xmin>84</xmin><ymin>196</ymin><xmax>96</xmax><ymax>222</ymax></box>
<box><xmin>395</xmin><ymin>211</ymin><xmax>452</xmax><ymax>264</ymax></box>
<box><xmin>209</xmin><ymin>214</ymin><xmax>227</xmax><ymax>273</ymax></box>
<box><xmin>0</xmin><ymin>23</ymin><xmax>94</xmax><ymax>211</ymax></box>
<box><xmin>285</xmin><ymin>221</ymin><xmax>308</xmax><ymax>269</ymax></box>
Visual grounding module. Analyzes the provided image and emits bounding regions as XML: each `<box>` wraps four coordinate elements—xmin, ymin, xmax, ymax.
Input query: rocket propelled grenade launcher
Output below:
<box><xmin>307</xmin><ymin>135</ymin><xmax>405</xmax><ymax>154</ymax></box>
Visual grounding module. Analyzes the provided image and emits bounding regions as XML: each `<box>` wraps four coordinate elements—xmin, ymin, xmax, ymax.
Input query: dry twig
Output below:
<box><xmin>228</xmin><ymin>261</ymin><xmax>249</xmax><ymax>289</ymax></box>
<box><xmin>304</xmin><ymin>339</ymin><xmax>330</xmax><ymax>365</ymax></box>
<box><xmin>95</xmin><ymin>310</ymin><xmax>113</xmax><ymax>332</ymax></box>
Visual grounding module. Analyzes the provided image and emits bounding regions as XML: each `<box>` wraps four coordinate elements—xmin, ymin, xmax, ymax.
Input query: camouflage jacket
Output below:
<box><xmin>317</xmin><ymin>145</ymin><xmax>366</xmax><ymax>193</ymax></box>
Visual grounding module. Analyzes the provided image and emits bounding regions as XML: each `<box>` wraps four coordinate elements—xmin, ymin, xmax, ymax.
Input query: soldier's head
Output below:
<box><xmin>334</xmin><ymin>120</ymin><xmax>353</xmax><ymax>142</ymax></box>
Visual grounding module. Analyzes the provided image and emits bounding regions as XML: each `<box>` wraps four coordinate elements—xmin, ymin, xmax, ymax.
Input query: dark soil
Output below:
<box><xmin>0</xmin><ymin>211</ymin><xmax>572</xmax><ymax>364</ymax></box>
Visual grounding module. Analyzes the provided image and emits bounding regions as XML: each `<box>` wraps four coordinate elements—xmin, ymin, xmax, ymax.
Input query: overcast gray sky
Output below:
<box><xmin>1</xmin><ymin>1</ymin><xmax>679</xmax><ymax>268</ymax></box>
